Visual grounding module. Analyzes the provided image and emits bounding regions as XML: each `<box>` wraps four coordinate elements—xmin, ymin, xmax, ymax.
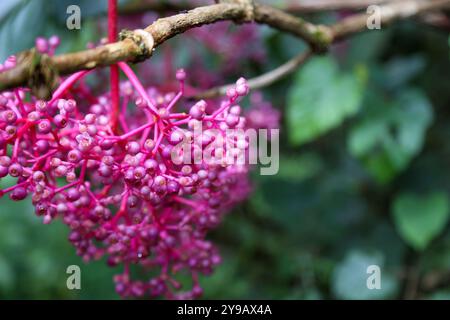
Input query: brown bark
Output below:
<box><xmin>0</xmin><ymin>0</ymin><xmax>449</xmax><ymax>96</ymax></box>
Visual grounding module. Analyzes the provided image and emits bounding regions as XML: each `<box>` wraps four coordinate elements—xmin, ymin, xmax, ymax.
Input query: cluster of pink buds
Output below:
<box><xmin>0</xmin><ymin>37</ymin><xmax>254</xmax><ymax>299</ymax></box>
<box><xmin>35</xmin><ymin>36</ymin><xmax>60</xmax><ymax>55</ymax></box>
<box><xmin>246</xmin><ymin>92</ymin><xmax>281</xmax><ymax>140</ymax></box>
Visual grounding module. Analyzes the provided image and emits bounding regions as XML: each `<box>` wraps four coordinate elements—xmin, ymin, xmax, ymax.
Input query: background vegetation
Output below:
<box><xmin>1</xmin><ymin>0</ymin><xmax>450</xmax><ymax>299</ymax></box>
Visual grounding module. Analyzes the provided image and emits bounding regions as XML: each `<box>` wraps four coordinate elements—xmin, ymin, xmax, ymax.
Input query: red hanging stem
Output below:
<box><xmin>108</xmin><ymin>0</ymin><xmax>120</xmax><ymax>132</ymax></box>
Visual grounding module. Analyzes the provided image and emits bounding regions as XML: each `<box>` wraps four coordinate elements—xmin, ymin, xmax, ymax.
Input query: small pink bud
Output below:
<box><xmin>226</xmin><ymin>87</ymin><xmax>237</xmax><ymax>98</ymax></box>
<box><xmin>176</xmin><ymin>69</ymin><xmax>186</xmax><ymax>81</ymax></box>
<box><xmin>49</xmin><ymin>35</ymin><xmax>60</xmax><ymax>48</ymax></box>
<box><xmin>35</xmin><ymin>37</ymin><xmax>48</xmax><ymax>53</ymax></box>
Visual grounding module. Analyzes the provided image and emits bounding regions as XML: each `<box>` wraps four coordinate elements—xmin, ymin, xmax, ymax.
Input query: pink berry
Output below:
<box><xmin>54</xmin><ymin>114</ymin><xmax>67</xmax><ymax>128</ymax></box>
<box><xmin>8</xmin><ymin>164</ymin><xmax>23</xmax><ymax>177</ymax></box>
<box><xmin>49</xmin><ymin>35</ymin><xmax>60</xmax><ymax>48</ymax></box>
<box><xmin>126</xmin><ymin>141</ymin><xmax>140</xmax><ymax>155</ymax></box>
<box><xmin>37</xmin><ymin>119</ymin><xmax>52</xmax><ymax>134</ymax></box>
<box><xmin>176</xmin><ymin>69</ymin><xmax>186</xmax><ymax>81</ymax></box>
<box><xmin>35</xmin><ymin>37</ymin><xmax>48</xmax><ymax>53</ymax></box>
<box><xmin>10</xmin><ymin>187</ymin><xmax>27</xmax><ymax>201</ymax></box>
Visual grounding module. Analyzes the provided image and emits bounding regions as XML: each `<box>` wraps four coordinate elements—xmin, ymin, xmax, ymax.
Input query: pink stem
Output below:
<box><xmin>108</xmin><ymin>0</ymin><xmax>120</xmax><ymax>132</ymax></box>
<box><xmin>166</xmin><ymin>91</ymin><xmax>182</xmax><ymax>112</ymax></box>
<box><xmin>118</xmin><ymin>121</ymin><xmax>156</xmax><ymax>141</ymax></box>
<box><xmin>118</xmin><ymin>62</ymin><xmax>159</xmax><ymax>114</ymax></box>
<box><xmin>49</xmin><ymin>71</ymin><xmax>90</xmax><ymax>105</ymax></box>
<box><xmin>209</xmin><ymin>96</ymin><xmax>236</xmax><ymax>119</ymax></box>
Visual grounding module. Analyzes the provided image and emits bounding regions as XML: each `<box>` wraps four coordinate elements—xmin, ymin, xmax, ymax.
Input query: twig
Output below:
<box><xmin>192</xmin><ymin>50</ymin><xmax>312</xmax><ymax>99</ymax></box>
<box><xmin>0</xmin><ymin>0</ymin><xmax>449</xmax><ymax>95</ymax></box>
<box><xmin>0</xmin><ymin>0</ymin><xmax>331</xmax><ymax>95</ymax></box>
<box><xmin>119</xmin><ymin>0</ymin><xmax>398</xmax><ymax>14</ymax></box>
<box><xmin>331</xmin><ymin>0</ymin><xmax>450</xmax><ymax>38</ymax></box>
<box><xmin>286</xmin><ymin>0</ymin><xmax>396</xmax><ymax>12</ymax></box>
<box><xmin>419</xmin><ymin>12</ymin><xmax>450</xmax><ymax>29</ymax></box>
<box><xmin>194</xmin><ymin>0</ymin><xmax>450</xmax><ymax>98</ymax></box>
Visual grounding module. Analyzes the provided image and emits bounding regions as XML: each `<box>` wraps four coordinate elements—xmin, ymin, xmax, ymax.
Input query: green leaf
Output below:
<box><xmin>0</xmin><ymin>0</ymin><xmax>46</xmax><ymax>61</ymax></box>
<box><xmin>392</xmin><ymin>192</ymin><xmax>450</xmax><ymax>250</ymax></box>
<box><xmin>429</xmin><ymin>290</ymin><xmax>450</xmax><ymax>300</ymax></box>
<box><xmin>348</xmin><ymin>88</ymin><xmax>433</xmax><ymax>183</ymax></box>
<box><xmin>332</xmin><ymin>251</ymin><xmax>398</xmax><ymax>300</ymax></box>
<box><xmin>345</xmin><ymin>30</ymin><xmax>391</xmax><ymax>66</ymax></box>
<box><xmin>286</xmin><ymin>56</ymin><xmax>366</xmax><ymax>146</ymax></box>
<box><xmin>0</xmin><ymin>255</ymin><xmax>14</xmax><ymax>292</ymax></box>
<box><xmin>382</xmin><ymin>55</ymin><xmax>426</xmax><ymax>90</ymax></box>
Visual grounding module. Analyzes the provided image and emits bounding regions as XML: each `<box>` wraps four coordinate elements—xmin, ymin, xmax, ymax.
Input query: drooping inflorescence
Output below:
<box><xmin>0</xmin><ymin>37</ymin><xmax>261</xmax><ymax>299</ymax></box>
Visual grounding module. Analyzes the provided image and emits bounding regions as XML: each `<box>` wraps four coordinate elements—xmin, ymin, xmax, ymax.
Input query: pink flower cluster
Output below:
<box><xmin>116</xmin><ymin>10</ymin><xmax>265</xmax><ymax>88</ymax></box>
<box><xmin>0</xmin><ymin>37</ymin><xmax>255</xmax><ymax>299</ymax></box>
<box><xmin>187</xmin><ymin>22</ymin><xmax>266</xmax><ymax>75</ymax></box>
<box><xmin>246</xmin><ymin>92</ymin><xmax>281</xmax><ymax>138</ymax></box>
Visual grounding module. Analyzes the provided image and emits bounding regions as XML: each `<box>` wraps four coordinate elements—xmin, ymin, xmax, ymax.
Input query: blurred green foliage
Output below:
<box><xmin>287</xmin><ymin>56</ymin><xmax>367</xmax><ymax>146</ymax></box>
<box><xmin>393</xmin><ymin>192</ymin><xmax>449</xmax><ymax>251</ymax></box>
<box><xmin>1</xmin><ymin>0</ymin><xmax>450</xmax><ymax>300</ymax></box>
<box><xmin>0</xmin><ymin>177</ymin><xmax>119</xmax><ymax>299</ymax></box>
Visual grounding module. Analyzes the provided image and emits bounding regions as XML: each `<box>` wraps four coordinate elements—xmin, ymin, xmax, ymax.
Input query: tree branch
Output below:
<box><xmin>119</xmin><ymin>0</ymin><xmax>450</xmax><ymax>31</ymax></box>
<box><xmin>194</xmin><ymin>0</ymin><xmax>450</xmax><ymax>98</ymax></box>
<box><xmin>192</xmin><ymin>50</ymin><xmax>312</xmax><ymax>99</ymax></box>
<box><xmin>119</xmin><ymin>0</ymin><xmax>400</xmax><ymax>15</ymax></box>
<box><xmin>252</xmin><ymin>3</ymin><xmax>332</xmax><ymax>50</ymax></box>
<box><xmin>419</xmin><ymin>11</ymin><xmax>450</xmax><ymax>29</ymax></box>
<box><xmin>0</xmin><ymin>0</ymin><xmax>331</xmax><ymax>95</ymax></box>
<box><xmin>0</xmin><ymin>0</ymin><xmax>449</xmax><ymax>96</ymax></box>
<box><xmin>331</xmin><ymin>0</ymin><xmax>450</xmax><ymax>38</ymax></box>
<box><xmin>286</xmin><ymin>0</ymin><xmax>396</xmax><ymax>12</ymax></box>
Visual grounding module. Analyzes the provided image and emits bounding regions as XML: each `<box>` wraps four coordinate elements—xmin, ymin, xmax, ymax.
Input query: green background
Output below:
<box><xmin>1</xmin><ymin>0</ymin><xmax>450</xmax><ymax>299</ymax></box>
